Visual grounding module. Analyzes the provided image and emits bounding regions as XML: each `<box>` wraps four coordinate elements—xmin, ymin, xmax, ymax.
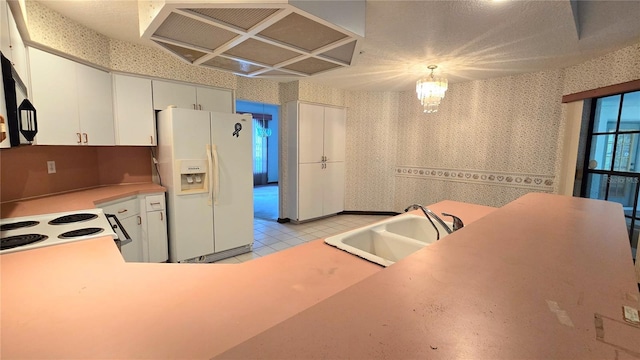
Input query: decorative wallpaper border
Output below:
<box><xmin>395</xmin><ymin>166</ymin><xmax>555</xmax><ymax>191</ymax></box>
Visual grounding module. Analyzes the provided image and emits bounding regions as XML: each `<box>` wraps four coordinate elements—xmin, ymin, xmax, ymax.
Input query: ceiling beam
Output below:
<box><xmin>569</xmin><ymin>0</ymin><xmax>581</xmax><ymax>40</ymax></box>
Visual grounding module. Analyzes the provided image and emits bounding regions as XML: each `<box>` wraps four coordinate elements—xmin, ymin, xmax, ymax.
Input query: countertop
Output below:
<box><xmin>0</xmin><ymin>236</ymin><xmax>384</xmax><ymax>359</ymax></box>
<box><xmin>0</xmin><ymin>183</ymin><xmax>166</xmax><ymax>218</ymax></box>
<box><xmin>218</xmin><ymin>193</ymin><xmax>640</xmax><ymax>359</ymax></box>
<box><xmin>0</xmin><ymin>194</ymin><xmax>494</xmax><ymax>359</ymax></box>
<box><xmin>2</xmin><ymin>193</ymin><xmax>638</xmax><ymax>359</ymax></box>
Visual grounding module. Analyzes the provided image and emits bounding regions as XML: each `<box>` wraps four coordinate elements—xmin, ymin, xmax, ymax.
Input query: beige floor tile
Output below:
<box><xmin>252</xmin><ymin>240</ymin><xmax>268</xmax><ymax>249</ymax></box>
<box><xmin>212</xmin><ymin>257</ymin><xmax>241</xmax><ymax>264</ymax></box>
<box><xmin>299</xmin><ymin>234</ymin><xmax>319</xmax><ymax>242</ymax></box>
<box><xmin>258</xmin><ymin>236</ymin><xmax>281</xmax><ymax>245</ymax></box>
<box><xmin>254</xmin><ymin>246</ymin><xmax>276</xmax><ymax>257</ymax></box>
<box><xmin>283</xmin><ymin>238</ymin><xmax>305</xmax><ymax>246</ymax></box>
<box><xmin>235</xmin><ymin>252</ymin><xmax>261</xmax><ymax>262</ymax></box>
<box><xmin>269</xmin><ymin>241</ymin><xmax>292</xmax><ymax>251</ymax></box>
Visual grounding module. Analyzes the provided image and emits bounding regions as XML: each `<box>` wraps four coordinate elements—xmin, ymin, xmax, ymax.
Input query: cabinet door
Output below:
<box><xmin>323</xmin><ymin>161</ymin><xmax>345</xmax><ymax>215</ymax></box>
<box><xmin>118</xmin><ymin>215</ymin><xmax>144</xmax><ymax>262</ymax></box>
<box><xmin>196</xmin><ymin>86</ymin><xmax>233</xmax><ymax>113</ymax></box>
<box><xmin>323</xmin><ymin>106</ymin><xmax>346</xmax><ymax>162</ymax></box>
<box><xmin>146</xmin><ymin>210</ymin><xmax>168</xmax><ymax>262</ymax></box>
<box><xmin>298</xmin><ymin>163</ymin><xmax>324</xmax><ymax>221</ymax></box>
<box><xmin>152</xmin><ymin>80</ymin><xmax>197</xmax><ymax>110</ymax></box>
<box><xmin>29</xmin><ymin>48</ymin><xmax>80</xmax><ymax>145</ymax></box>
<box><xmin>76</xmin><ymin>63</ymin><xmax>114</xmax><ymax>145</ymax></box>
<box><xmin>298</xmin><ymin>103</ymin><xmax>325</xmax><ymax>164</ymax></box>
<box><xmin>6</xmin><ymin>6</ymin><xmax>27</xmax><ymax>82</ymax></box>
<box><xmin>0</xmin><ymin>1</ymin><xmax>10</xmax><ymax>57</ymax></box>
<box><xmin>113</xmin><ymin>75</ymin><xmax>156</xmax><ymax>145</ymax></box>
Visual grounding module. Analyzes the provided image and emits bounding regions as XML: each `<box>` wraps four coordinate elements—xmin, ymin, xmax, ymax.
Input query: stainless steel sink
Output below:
<box><xmin>324</xmin><ymin>214</ymin><xmax>452</xmax><ymax>267</ymax></box>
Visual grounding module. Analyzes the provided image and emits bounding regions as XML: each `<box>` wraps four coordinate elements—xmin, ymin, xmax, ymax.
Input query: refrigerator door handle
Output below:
<box><xmin>206</xmin><ymin>144</ymin><xmax>214</xmax><ymax>206</ymax></box>
<box><xmin>212</xmin><ymin>144</ymin><xmax>220</xmax><ymax>205</ymax></box>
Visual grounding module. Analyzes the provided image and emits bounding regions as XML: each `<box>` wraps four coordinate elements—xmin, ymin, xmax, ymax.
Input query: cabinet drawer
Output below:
<box><xmin>99</xmin><ymin>197</ymin><xmax>139</xmax><ymax>218</ymax></box>
<box><xmin>145</xmin><ymin>194</ymin><xmax>165</xmax><ymax>211</ymax></box>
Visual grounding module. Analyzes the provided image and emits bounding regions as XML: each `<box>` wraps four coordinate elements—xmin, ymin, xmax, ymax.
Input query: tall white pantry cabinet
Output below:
<box><xmin>286</xmin><ymin>101</ymin><xmax>346</xmax><ymax>222</ymax></box>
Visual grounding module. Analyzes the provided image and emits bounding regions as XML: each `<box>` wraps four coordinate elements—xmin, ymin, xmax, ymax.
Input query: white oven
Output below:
<box><xmin>0</xmin><ymin>209</ymin><xmax>118</xmax><ymax>254</ymax></box>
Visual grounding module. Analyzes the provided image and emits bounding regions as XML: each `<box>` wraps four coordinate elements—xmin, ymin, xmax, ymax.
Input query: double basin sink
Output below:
<box><xmin>324</xmin><ymin>214</ymin><xmax>452</xmax><ymax>267</ymax></box>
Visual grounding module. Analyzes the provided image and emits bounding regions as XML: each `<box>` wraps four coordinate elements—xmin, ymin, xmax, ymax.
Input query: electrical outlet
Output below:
<box><xmin>47</xmin><ymin>161</ymin><xmax>56</xmax><ymax>174</ymax></box>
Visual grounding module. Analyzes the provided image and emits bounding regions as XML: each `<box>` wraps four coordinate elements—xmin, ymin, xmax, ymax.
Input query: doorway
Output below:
<box><xmin>236</xmin><ymin>100</ymin><xmax>280</xmax><ymax>221</ymax></box>
<box><xmin>580</xmin><ymin>90</ymin><xmax>640</xmax><ymax>256</ymax></box>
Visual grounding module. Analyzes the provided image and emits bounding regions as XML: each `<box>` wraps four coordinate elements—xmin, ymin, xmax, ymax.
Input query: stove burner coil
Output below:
<box><xmin>48</xmin><ymin>213</ymin><xmax>98</xmax><ymax>225</ymax></box>
<box><xmin>0</xmin><ymin>220</ymin><xmax>40</xmax><ymax>231</ymax></box>
<box><xmin>58</xmin><ymin>227</ymin><xmax>104</xmax><ymax>239</ymax></box>
<box><xmin>1</xmin><ymin>234</ymin><xmax>49</xmax><ymax>250</ymax></box>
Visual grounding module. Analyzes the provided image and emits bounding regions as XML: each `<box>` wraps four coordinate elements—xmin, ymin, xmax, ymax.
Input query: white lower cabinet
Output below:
<box><xmin>140</xmin><ymin>194</ymin><xmax>168</xmax><ymax>263</ymax></box>
<box><xmin>98</xmin><ymin>193</ymin><xmax>168</xmax><ymax>262</ymax></box>
<box><xmin>119</xmin><ymin>215</ymin><xmax>143</xmax><ymax>262</ymax></box>
<box><xmin>298</xmin><ymin>162</ymin><xmax>345</xmax><ymax>221</ymax></box>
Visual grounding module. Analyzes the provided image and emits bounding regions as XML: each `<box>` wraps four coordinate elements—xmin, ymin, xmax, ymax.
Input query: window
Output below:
<box><xmin>581</xmin><ymin>91</ymin><xmax>640</xmax><ymax>251</ymax></box>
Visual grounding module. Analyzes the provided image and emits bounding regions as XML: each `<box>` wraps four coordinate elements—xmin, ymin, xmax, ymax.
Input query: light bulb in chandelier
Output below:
<box><xmin>416</xmin><ymin>65</ymin><xmax>448</xmax><ymax>113</ymax></box>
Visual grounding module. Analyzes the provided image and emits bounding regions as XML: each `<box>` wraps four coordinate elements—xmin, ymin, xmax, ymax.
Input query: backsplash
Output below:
<box><xmin>1</xmin><ymin>146</ymin><xmax>152</xmax><ymax>203</ymax></box>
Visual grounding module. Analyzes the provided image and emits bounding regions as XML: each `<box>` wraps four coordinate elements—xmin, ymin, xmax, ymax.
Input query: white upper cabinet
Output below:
<box><xmin>152</xmin><ymin>80</ymin><xmax>233</xmax><ymax>113</ymax></box>
<box><xmin>195</xmin><ymin>86</ymin><xmax>233</xmax><ymax>112</ymax></box>
<box><xmin>0</xmin><ymin>1</ymin><xmax>10</xmax><ymax>57</ymax></box>
<box><xmin>29</xmin><ymin>48</ymin><xmax>80</xmax><ymax>145</ymax></box>
<box><xmin>2</xmin><ymin>3</ymin><xmax>28</xmax><ymax>82</ymax></box>
<box><xmin>298</xmin><ymin>102</ymin><xmax>346</xmax><ymax>164</ymax></box>
<box><xmin>113</xmin><ymin>74</ymin><xmax>156</xmax><ymax>146</ymax></box>
<box><xmin>76</xmin><ymin>63</ymin><xmax>115</xmax><ymax>145</ymax></box>
<box><xmin>298</xmin><ymin>102</ymin><xmax>325</xmax><ymax>163</ymax></box>
<box><xmin>7</xmin><ymin>7</ymin><xmax>27</xmax><ymax>82</ymax></box>
<box><xmin>152</xmin><ymin>80</ymin><xmax>196</xmax><ymax>111</ymax></box>
<box><xmin>29</xmin><ymin>48</ymin><xmax>114</xmax><ymax>145</ymax></box>
<box><xmin>322</xmin><ymin>106</ymin><xmax>346</xmax><ymax>162</ymax></box>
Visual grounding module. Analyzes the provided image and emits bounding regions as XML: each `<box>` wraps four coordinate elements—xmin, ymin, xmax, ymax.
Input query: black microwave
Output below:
<box><xmin>1</xmin><ymin>51</ymin><xmax>36</xmax><ymax>147</ymax></box>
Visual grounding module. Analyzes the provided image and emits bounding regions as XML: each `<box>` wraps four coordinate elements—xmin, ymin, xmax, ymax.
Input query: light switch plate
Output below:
<box><xmin>47</xmin><ymin>161</ymin><xmax>56</xmax><ymax>174</ymax></box>
<box><xmin>623</xmin><ymin>306</ymin><xmax>640</xmax><ymax>324</ymax></box>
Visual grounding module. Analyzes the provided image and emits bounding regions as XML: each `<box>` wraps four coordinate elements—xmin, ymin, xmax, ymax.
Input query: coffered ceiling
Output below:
<box><xmin>34</xmin><ymin>0</ymin><xmax>640</xmax><ymax>91</ymax></box>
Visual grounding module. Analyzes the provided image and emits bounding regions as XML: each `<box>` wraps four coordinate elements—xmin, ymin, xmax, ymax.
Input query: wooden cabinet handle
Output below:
<box><xmin>83</xmin><ymin>133</ymin><xmax>88</xmax><ymax>144</ymax></box>
<box><xmin>150</xmin><ymin>202</ymin><xmax>161</xmax><ymax>205</ymax></box>
<box><xmin>76</xmin><ymin>133</ymin><xmax>82</xmax><ymax>144</ymax></box>
<box><xmin>160</xmin><ymin>212</ymin><xmax>164</xmax><ymax>221</ymax></box>
<box><xmin>118</xmin><ymin>209</ymin><xmax>128</xmax><ymax>214</ymax></box>
<box><xmin>137</xmin><ymin>215</ymin><xmax>141</xmax><ymax>225</ymax></box>
<box><xmin>199</xmin><ymin>104</ymin><xmax>202</xmax><ymax>110</ymax></box>
<box><xmin>193</xmin><ymin>104</ymin><xmax>196</xmax><ymax>109</ymax></box>
<box><xmin>150</xmin><ymin>135</ymin><xmax>153</xmax><ymax>144</ymax></box>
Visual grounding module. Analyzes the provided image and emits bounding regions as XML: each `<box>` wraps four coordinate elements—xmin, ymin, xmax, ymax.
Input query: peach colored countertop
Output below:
<box><xmin>218</xmin><ymin>194</ymin><xmax>640</xmax><ymax>359</ymax></box>
<box><xmin>0</xmin><ymin>183</ymin><xmax>166</xmax><ymax>218</ymax></box>
<box><xmin>0</xmin><ymin>199</ymin><xmax>496</xmax><ymax>359</ymax></box>
<box><xmin>0</xmin><ymin>237</ymin><xmax>384</xmax><ymax>359</ymax></box>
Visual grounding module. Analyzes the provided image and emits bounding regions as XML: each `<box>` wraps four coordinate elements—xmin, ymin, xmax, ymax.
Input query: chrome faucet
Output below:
<box><xmin>404</xmin><ymin>204</ymin><xmax>464</xmax><ymax>240</ymax></box>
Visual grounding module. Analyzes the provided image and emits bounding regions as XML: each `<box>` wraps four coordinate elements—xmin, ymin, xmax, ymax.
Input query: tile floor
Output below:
<box><xmin>213</xmin><ymin>214</ymin><xmax>391</xmax><ymax>264</ymax></box>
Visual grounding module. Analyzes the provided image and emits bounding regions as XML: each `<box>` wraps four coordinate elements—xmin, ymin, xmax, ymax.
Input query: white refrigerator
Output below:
<box><xmin>157</xmin><ymin>107</ymin><xmax>254</xmax><ymax>262</ymax></box>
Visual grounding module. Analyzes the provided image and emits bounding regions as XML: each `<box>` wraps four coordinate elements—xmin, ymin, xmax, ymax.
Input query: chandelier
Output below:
<box><xmin>416</xmin><ymin>65</ymin><xmax>448</xmax><ymax>113</ymax></box>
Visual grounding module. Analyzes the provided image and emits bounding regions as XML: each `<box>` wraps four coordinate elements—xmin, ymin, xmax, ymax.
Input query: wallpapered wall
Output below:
<box><xmin>394</xmin><ymin>70</ymin><xmax>565</xmax><ymax>208</ymax></box>
<box><xmin>20</xmin><ymin>1</ymin><xmax>640</xmax><ymax>214</ymax></box>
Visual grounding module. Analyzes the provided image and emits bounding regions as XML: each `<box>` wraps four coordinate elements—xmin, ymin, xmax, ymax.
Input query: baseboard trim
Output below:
<box><xmin>338</xmin><ymin>210</ymin><xmax>401</xmax><ymax>216</ymax></box>
<box><xmin>277</xmin><ymin>218</ymin><xmax>290</xmax><ymax>223</ymax></box>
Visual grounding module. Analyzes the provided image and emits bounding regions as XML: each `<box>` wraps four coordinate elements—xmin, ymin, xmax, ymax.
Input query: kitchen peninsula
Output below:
<box><xmin>1</xmin><ymin>193</ymin><xmax>639</xmax><ymax>359</ymax></box>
